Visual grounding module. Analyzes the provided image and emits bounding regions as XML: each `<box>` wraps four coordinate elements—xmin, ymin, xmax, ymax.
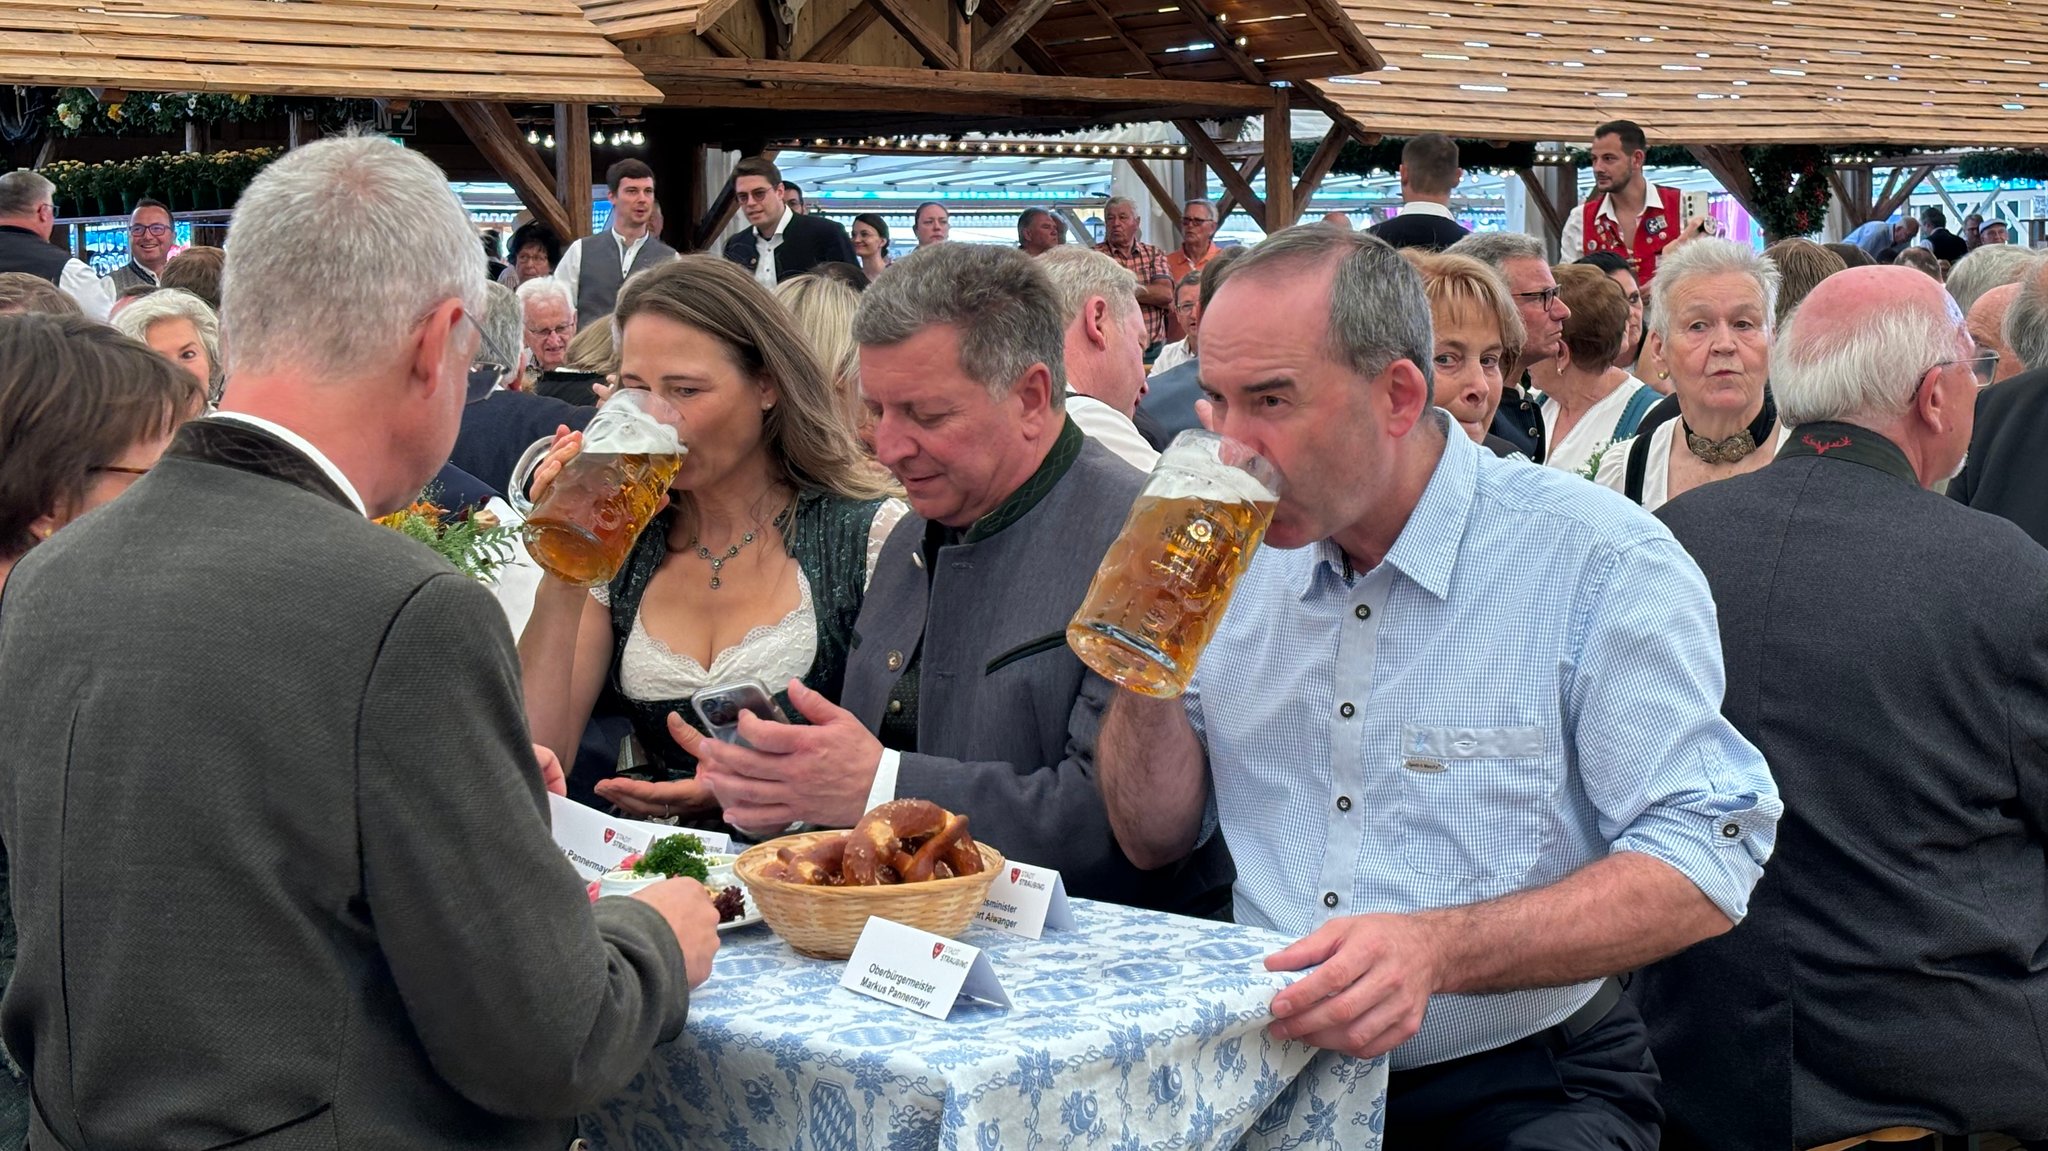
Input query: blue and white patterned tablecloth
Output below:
<box><xmin>581</xmin><ymin>899</ymin><xmax>1387</xmax><ymax>1151</ymax></box>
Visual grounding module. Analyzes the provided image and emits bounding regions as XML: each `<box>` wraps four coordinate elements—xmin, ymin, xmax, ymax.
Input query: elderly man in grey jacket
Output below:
<box><xmin>673</xmin><ymin>242</ymin><xmax>1233</xmax><ymax>917</ymax></box>
<box><xmin>0</xmin><ymin>136</ymin><xmax>717</xmax><ymax>1149</ymax></box>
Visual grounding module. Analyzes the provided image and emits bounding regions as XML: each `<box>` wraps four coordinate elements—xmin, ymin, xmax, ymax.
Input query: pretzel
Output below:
<box><xmin>843</xmin><ymin>799</ymin><xmax>948</xmax><ymax>886</ymax></box>
<box><xmin>760</xmin><ymin>800</ymin><xmax>986</xmax><ymax>887</ymax></box>
<box><xmin>760</xmin><ymin>833</ymin><xmax>848</xmax><ymax>885</ymax></box>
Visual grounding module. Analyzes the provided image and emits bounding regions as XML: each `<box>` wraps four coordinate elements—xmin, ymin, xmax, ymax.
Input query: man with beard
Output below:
<box><xmin>1559</xmin><ymin>120</ymin><xmax>1703</xmax><ymax>286</ymax></box>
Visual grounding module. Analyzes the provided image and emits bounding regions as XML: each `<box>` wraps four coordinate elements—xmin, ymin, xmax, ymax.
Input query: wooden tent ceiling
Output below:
<box><xmin>1312</xmin><ymin>0</ymin><xmax>2048</xmax><ymax>146</ymax></box>
<box><xmin>580</xmin><ymin>0</ymin><xmax>743</xmax><ymax>39</ymax></box>
<box><xmin>1</xmin><ymin>0</ymin><xmax>661</xmax><ymax>104</ymax></box>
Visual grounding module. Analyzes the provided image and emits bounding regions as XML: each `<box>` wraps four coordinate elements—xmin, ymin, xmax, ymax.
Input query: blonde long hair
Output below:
<box><xmin>774</xmin><ymin>273</ymin><xmax>864</xmax><ymax>436</ymax></box>
<box><xmin>614</xmin><ymin>255</ymin><xmax>894</xmax><ymax>503</ymax></box>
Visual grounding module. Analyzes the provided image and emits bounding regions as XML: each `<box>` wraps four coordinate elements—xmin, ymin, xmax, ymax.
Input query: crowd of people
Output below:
<box><xmin>0</xmin><ymin>120</ymin><xmax>2045</xmax><ymax>1151</ymax></box>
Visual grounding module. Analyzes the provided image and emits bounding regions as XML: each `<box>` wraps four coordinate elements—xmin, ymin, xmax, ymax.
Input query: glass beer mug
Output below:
<box><xmin>508</xmin><ymin>388</ymin><xmax>687</xmax><ymax>588</ymax></box>
<box><xmin>1067</xmin><ymin>431</ymin><xmax>1281</xmax><ymax>698</ymax></box>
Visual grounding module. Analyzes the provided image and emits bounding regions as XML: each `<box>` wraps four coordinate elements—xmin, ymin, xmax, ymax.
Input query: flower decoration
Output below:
<box><xmin>375</xmin><ymin>495</ymin><xmax>521</xmax><ymax>583</ymax></box>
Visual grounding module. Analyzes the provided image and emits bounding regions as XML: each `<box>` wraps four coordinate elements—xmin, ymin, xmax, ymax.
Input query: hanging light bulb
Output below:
<box><xmin>527</xmin><ymin>130</ymin><xmax>540</xmax><ymax>144</ymax></box>
<box><xmin>631</xmin><ymin>131</ymin><xmax>645</xmax><ymax>145</ymax></box>
<box><xmin>543</xmin><ymin>134</ymin><xmax>555</xmax><ymax>148</ymax></box>
<box><xmin>593</xmin><ymin>130</ymin><xmax>605</xmax><ymax>145</ymax></box>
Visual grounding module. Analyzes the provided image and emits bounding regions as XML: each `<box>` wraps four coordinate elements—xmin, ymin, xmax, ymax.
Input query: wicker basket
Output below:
<box><xmin>734</xmin><ymin>831</ymin><xmax>1006</xmax><ymax>960</ymax></box>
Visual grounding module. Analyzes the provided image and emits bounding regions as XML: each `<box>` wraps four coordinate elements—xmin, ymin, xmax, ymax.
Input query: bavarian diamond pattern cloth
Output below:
<box><xmin>581</xmin><ymin>899</ymin><xmax>1387</xmax><ymax>1150</ymax></box>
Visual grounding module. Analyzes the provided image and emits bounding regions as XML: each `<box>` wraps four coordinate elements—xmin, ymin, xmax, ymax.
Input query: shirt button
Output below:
<box><xmin>886</xmin><ymin>651</ymin><xmax>904</xmax><ymax>671</ymax></box>
<box><xmin>1336</xmin><ymin>796</ymin><xmax>1352</xmax><ymax>812</ymax></box>
<box><xmin>887</xmin><ymin>700</ymin><xmax>903</xmax><ymax>715</ymax></box>
<box><xmin>1354</xmin><ymin>604</ymin><xmax>1371</xmax><ymax>620</ymax></box>
<box><xmin>1721</xmin><ymin>822</ymin><xmax>1741</xmax><ymax>838</ymax></box>
<box><xmin>1338</xmin><ymin>702</ymin><xmax>1355</xmax><ymax>718</ymax></box>
<box><xmin>1322</xmin><ymin>891</ymin><xmax>1339</xmax><ymax>908</ymax></box>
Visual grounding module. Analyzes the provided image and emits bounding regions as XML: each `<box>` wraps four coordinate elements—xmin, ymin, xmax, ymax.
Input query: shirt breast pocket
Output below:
<box><xmin>1395</xmin><ymin>722</ymin><xmax>1552</xmax><ymax>894</ymax></box>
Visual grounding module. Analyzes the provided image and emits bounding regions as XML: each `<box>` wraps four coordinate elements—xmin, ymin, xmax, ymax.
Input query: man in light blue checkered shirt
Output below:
<box><xmin>1100</xmin><ymin>227</ymin><xmax>1781</xmax><ymax>1150</ymax></box>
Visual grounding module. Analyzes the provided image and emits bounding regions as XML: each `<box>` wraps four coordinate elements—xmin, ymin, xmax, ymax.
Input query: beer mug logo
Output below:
<box><xmin>1067</xmin><ymin>431</ymin><xmax>1280</xmax><ymax>698</ymax></box>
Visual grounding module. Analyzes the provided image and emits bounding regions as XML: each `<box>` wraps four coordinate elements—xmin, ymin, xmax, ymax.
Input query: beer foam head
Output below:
<box><xmin>1151</xmin><ymin>437</ymin><xmax>1280</xmax><ymax>503</ymax></box>
<box><xmin>585</xmin><ymin>399</ymin><xmax>685</xmax><ymax>455</ymax></box>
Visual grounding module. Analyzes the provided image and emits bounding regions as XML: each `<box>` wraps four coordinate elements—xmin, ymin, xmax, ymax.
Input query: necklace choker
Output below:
<box><xmin>1682</xmin><ymin>388</ymin><xmax>1776</xmax><ymax>465</ymax></box>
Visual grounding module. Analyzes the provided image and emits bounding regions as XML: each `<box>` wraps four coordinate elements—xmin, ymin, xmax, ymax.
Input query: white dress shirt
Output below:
<box><xmin>1064</xmin><ymin>393</ymin><xmax>1161</xmax><ymax>471</ymax></box>
<box><xmin>207</xmin><ymin>412</ymin><xmax>367</xmax><ymax>516</ymax></box>
<box><xmin>1560</xmin><ymin>182</ymin><xmax>1670</xmax><ymax>259</ymax></box>
<box><xmin>1149</xmin><ymin>339</ymin><xmax>1193</xmax><ymax>377</ymax></box>
<box><xmin>553</xmin><ymin>228</ymin><xmax>652</xmax><ymax>313</ymax></box>
<box><xmin>61</xmin><ymin>258</ymin><xmax>112</xmax><ymax>321</ymax></box>
<box><xmin>1394</xmin><ymin>201</ymin><xmax>1459</xmax><ymax>220</ymax></box>
<box><xmin>751</xmin><ymin>207</ymin><xmax>794</xmax><ymax>290</ymax></box>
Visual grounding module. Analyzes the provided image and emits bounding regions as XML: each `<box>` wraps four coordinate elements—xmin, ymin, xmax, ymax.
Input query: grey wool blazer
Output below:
<box><xmin>840</xmin><ymin>433</ymin><xmax>1235</xmax><ymax>915</ymax></box>
<box><xmin>0</xmin><ymin>419</ymin><xmax>687</xmax><ymax>1150</ymax></box>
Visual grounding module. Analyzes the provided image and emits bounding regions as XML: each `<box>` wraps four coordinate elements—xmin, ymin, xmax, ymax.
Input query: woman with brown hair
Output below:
<box><xmin>518</xmin><ymin>255</ymin><xmax>903</xmax><ymax>829</ymax></box>
<box><xmin>0</xmin><ymin>311</ymin><xmax>203</xmax><ymax>1137</ymax></box>
<box><xmin>1541</xmin><ymin>264</ymin><xmax>1662</xmax><ymax>477</ymax></box>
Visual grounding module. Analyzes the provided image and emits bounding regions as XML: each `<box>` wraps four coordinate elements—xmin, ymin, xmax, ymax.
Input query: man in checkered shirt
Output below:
<box><xmin>1094</xmin><ymin>197</ymin><xmax>1174</xmax><ymax>354</ymax></box>
<box><xmin>1100</xmin><ymin>226</ymin><xmax>1780</xmax><ymax>1150</ymax></box>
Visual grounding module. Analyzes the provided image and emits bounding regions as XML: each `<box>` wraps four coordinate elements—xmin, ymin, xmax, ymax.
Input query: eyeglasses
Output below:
<box><xmin>1181</xmin><ymin>215</ymin><xmax>1215</xmax><ymax>226</ymax></box>
<box><xmin>1932</xmin><ymin>348</ymin><xmax>1999</xmax><ymax>385</ymax></box>
<box><xmin>90</xmin><ymin>464</ymin><xmax>151</xmax><ymax>483</ymax></box>
<box><xmin>128</xmin><ymin>223</ymin><xmax>172</xmax><ymax>238</ymax></box>
<box><xmin>525</xmin><ymin>321</ymin><xmax>575</xmax><ymax>342</ymax></box>
<box><xmin>1173</xmin><ymin>301</ymin><xmax>1199</xmax><ymax>314</ymax></box>
<box><xmin>734</xmin><ymin>187</ymin><xmax>776</xmax><ymax>204</ymax></box>
<box><xmin>1512</xmin><ymin>286</ymin><xmax>1563</xmax><ymax>308</ymax></box>
<box><xmin>461</xmin><ymin>311</ymin><xmax>519</xmax><ymax>402</ymax></box>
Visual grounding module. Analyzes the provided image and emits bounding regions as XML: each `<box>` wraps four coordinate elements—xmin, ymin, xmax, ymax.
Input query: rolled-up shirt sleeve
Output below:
<box><xmin>1567</xmin><ymin>535</ymin><xmax>1781</xmax><ymax>922</ymax></box>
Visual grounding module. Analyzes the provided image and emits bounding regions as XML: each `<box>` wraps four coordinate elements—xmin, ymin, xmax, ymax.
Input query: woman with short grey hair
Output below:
<box><xmin>1595</xmin><ymin>238</ymin><xmax>1784</xmax><ymax>510</ymax></box>
<box><xmin>111</xmin><ymin>287</ymin><xmax>224</xmax><ymax>406</ymax></box>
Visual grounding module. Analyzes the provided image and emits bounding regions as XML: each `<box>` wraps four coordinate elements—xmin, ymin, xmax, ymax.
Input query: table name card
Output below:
<box><xmin>548</xmin><ymin>794</ymin><xmax>732</xmax><ymax>880</ymax></box>
<box><xmin>974</xmin><ymin>861</ymin><xmax>1075</xmax><ymax>940</ymax></box>
<box><xmin>839</xmin><ymin>916</ymin><xmax>1011</xmax><ymax>1020</ymax></box>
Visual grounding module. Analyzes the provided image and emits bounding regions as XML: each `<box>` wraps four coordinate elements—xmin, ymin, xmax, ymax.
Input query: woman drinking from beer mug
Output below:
<box><xmin>518</xmin><ymin>256</ymin><xmax>904</xmax><ymax>829</ymax></box>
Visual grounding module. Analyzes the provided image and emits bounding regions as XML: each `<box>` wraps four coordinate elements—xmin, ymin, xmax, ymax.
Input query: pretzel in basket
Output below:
<box><xmin>759</xmin><ymin>799</ymin><xmax>986</xmax><ymax>887</ymax></box>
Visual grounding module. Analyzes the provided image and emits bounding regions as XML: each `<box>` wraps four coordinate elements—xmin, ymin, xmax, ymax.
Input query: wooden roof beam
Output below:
<box><xmin>445</xmin><ymin>100</ymin><xmax>575</xmax><ymax>243</ymax></box>
<box><xmin>1080</xmin><ymin>0</ymin><xmax>1158</xmax><ymax>75</ymax></box>
<box><xmin>633</xmin><ymin>57</ymin><xmax>1282</xmax><ymax>107</ymax></box>
<box><xmin>1125</xmin><ymin>158</ymin><xmax>1182</xmax><ymax>224</ymax></box>
<box><xmin>1178</xmin><ymin>118</ymin><xmax>1265</xmax><ymax>231</ymax></box>
<box><xmin>1514</xmin><ymin>165</ymin><xmax>1569</xmax><ymax>239</ymax></box>
<box><xmin>1292</xmin><ymin>121</ymin><xmax>1347</xmax><ymax>216</ymax></box>
<box><xmin>1214</xmin><ymin>156</ymin><xmax>1264</xmax><ymax>230</ymax></box>
<box><xmin>804</xmin><ymin>1</ymin><xmax>882</xmax><ymax>62</ymax></box>
<box><xmin>974</xmin><ymin>0</ymin><xmax>1066</xmax><ymax>74</ymax></box>
<box><xmin>1874</xmin><ymin>165</ymin><xmax>1936</xmax><ymax>223</ymax></box>
<box><xmin>869</xmin><ymin>0</ymin><xmax>963</xmax><ymax>69</ymax></box>
<box><xmin>972</xmin><ymin>0</ymin><xmax>1056</xmax><ymax>72</ymax></box>
<box><xmin>555</xmin><ymin>103</ymin><xmax>594</xmax><ymax>241</ymax></box>
<box><xmin>1171</xmin><ymin>0</ymin><xmax>1263</xmax><ymax>85</ymax></box>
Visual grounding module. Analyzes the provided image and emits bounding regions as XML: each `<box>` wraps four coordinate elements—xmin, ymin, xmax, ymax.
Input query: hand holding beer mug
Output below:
<box><xmin>1067</xmin><ymin>431</ymin><xmax>1280</xmax><ymax>697</ymax></box>
<box><xmin>508</xmin><ymin>388</ymin><xmax>686</xmax><ymax>588</ymax></box>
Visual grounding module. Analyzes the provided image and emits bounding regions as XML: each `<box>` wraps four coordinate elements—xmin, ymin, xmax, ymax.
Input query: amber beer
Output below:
<box><xmin>1067</xmin><ymin>431</ymin><xmax>1280</xmax><ymax>697</ymax></box>
<box><xmin>508</xmin><ymin>389</ymin><xmax>686</xmax><ymax>588</ymax></box>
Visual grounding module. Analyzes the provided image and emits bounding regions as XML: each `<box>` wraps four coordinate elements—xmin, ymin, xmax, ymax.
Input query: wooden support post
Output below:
<box><xmin>950</xmin><ymin>0</ymin><xmax>973</xmax><ymax>68</ymax></box>
<box><xmin>1127</xmin><ymin>160</ymin><xmax>1181</xmax><ymax>224</ymax></box>
<box><xmin>184</xmin><ymin>121</ymin><xmax>201</xmax><ymax>154</ymax></box>
<box><xmin>1055</xmin><ymin>205</ymin><xmax>1093</xmax><ymax>246</ymax></box>
<box><xmin>1686</xmin><ymin>144</ymin><xmax>1767</xmax><ymax>231</ymax></box>
<box><xmin>286</xmin><ymin>111</ymin><xmax>306</xmax><ymax>150</ymax></box>
<box><xmin>1292</xmin><ymin>123</ymin><xmax>1346</xmax><ymax>217</ymax></box>
<box><xmin>702</xmin><ymin>26</ymin><xmax>748</xmax><ymax>57</ymax></box>
<box><xmin>1262</xmin><ymin>97</ymin><xmax>1293</xmax><ymax>232</ymax></box>
<box><xmin>554</xmin><ymin>104</ymin><xmax>593</xmax><ymax>241</ymax></box>
<box><xmin>804</xmin><ymin>2</ymin><xmax>883</xmax><ymax>63</ymax></box>
<box><xmin>1183</xmin><ymin>155</ymin><xmax>1206</xmax><ymax>209</ymax></box>
<box><xmin>1177</xmin><ymin>119</ymin><xmax>1264</xmax><ymax>231</ymax></box>
<box><xmin>1514</xmin><ymin>166</ymin><xmax>1569</xmax><ymax>239</ymax></box>
<box><xmin>444</xmin><ymin>101</ymin><xmax>575</xmax><ymax>243</ymax></box>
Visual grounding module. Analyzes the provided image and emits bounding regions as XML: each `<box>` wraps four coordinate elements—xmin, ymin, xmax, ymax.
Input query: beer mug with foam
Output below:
<box><xmin>1066</xmin><ymin>430</ymin><xmax>1281</xmax><ymax>698</ymax></box>
<box><xmin>508</xmin><ymin>388</ymin><xmax>687</xmax><ymax>588</ymax></box>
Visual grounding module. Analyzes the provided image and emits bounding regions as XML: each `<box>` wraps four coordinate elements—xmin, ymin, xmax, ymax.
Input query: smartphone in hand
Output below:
<box><xmin>692</xmin><ymin>680</ymin><xmax>789</xmax><ymax>749</ymax></box>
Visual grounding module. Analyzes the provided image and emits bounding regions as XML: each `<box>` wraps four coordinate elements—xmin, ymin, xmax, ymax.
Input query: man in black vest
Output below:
<box><xmin>0</xmin><ymin>169</ymin><xmax>111</xmax><ymax>320</ymax></box>
<box><xmin>1367</xmin><ymin>133</ymin><xmax>1471</xmax><ymax>252</ymax></box>
<box><xmin>554</xmin><ymin>159</ymin><xmax>677</xmax><ymax>330</ymax></box>
<box><xmin>722</xmin><ymin>156</ymin><xmax>857</xmax><ymax>287</ymax></box>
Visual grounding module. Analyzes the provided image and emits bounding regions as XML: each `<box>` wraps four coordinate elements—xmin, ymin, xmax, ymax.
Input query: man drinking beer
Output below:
<box><xmin>1097</xmin><ymin>226</ymin><xmax>1781</xmax><ymax>1149</ymax></box>
<box><xmin>669</xmin><ymin>242</ymin><xmax>1233</xmax><ymax>917</ymax></box>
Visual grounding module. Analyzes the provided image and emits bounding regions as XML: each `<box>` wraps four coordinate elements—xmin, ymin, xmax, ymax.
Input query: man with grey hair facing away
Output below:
<box><xmin>0</xmin><ymin>169</ymin><xmax>111</xmax><ymax>319</ymax></box>
<box><xmin>1638</xmin><ymin>264</ymin><xmax>2048</xmax><ymax>1151</ymax></box>
<box><xmin>669</xmin><ymin>242</ymin><xmax>1235</xmax><ymax>918</ymax></box>
<box><xmin>1036</xmin><ymin>245</ymin><xmax>1160</xmax><ymax>469</ymax></box>
<box><xmin>0</xmin><ymin>135</ymin><xmax>718</xmax><ymax>1148</ymax></box>
<box><xmin>1944</xmin><ymin>241</ymin><xmax>2041</xmax><ymax>316</ymax></box>
<box><xmin>1098</xmin><ymin>223</ymin><xmax>1776</xmax><ymax>1148</ymax></box>
<box><xmin>1951</xmin><ymin>256</ymin><xmax>2048</xmax><ymax>548</ymax></box>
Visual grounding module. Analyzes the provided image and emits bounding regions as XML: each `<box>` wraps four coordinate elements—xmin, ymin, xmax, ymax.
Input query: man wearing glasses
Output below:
<box><xmin>1447</xmin><ymin>230</ymin><xmax>1572</xmax><ymax>460</ymax></box>
<box><xmin>1638</xmin><ymin>264</ymin><xmax>2048</xmax><ymax>1151</ymax></box>
<box><xmin>721</xmin><ymin>155</ymin><xmax>857</xmax><ymax>288</ymax></box>
<box><xmin>0</xmin><ymin>169</ymin><xmax>112</xmax><ymax>320</ymax></box>
<box><xmin>1952</xmin><ymin>257</ymin><xmax>2048</xmax><ymax>549</ymax></box>
<box><xmin>106</xmin><ymin>199</ymin><xmax>176</xmax><ymax>294</ymax></box>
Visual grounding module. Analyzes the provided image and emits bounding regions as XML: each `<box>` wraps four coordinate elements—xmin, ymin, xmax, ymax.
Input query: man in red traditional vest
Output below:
<box><xmin>1560</xmin><ymin>120</ymin><xmax>1704</xmax><ymax>286</ymax></box>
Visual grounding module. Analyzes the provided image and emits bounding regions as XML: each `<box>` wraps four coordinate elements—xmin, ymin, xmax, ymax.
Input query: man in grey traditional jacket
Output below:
<box><xmin>0</xmin><ymin>135</ymin><xmax>717</xmax><ymax>1150</ymax></box>
<box><xmin>673</xmin><ymin>242</ymin><xmax>1234</xmax><ymax>917</ymax></box>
